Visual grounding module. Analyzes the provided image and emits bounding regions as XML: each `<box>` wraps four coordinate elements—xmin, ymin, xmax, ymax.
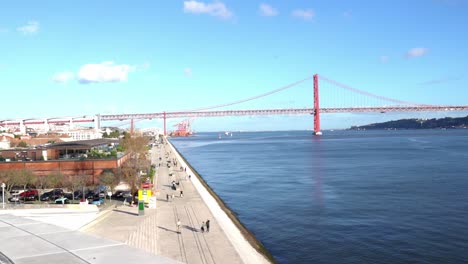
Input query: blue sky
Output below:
<box><xmin>1</xmin><ymin>0</ymin><xmax>467</xmax><ymax>131</ymax></box>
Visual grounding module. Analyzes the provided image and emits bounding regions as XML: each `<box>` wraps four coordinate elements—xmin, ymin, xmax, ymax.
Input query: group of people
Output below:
<box><xmin>176</xmin><ymin>219</ymin><xmax>211</xmax><ymax>234</ymax></box>
<box><xmin>201</xmin><ymin>220</ymin><xmax>210</xmax><ymax>233</ymax></box>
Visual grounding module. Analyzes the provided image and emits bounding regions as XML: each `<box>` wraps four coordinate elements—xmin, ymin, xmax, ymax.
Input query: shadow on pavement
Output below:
<box><xmin>113</xmin><ymin>208</ymin><xmax>139</xmax><ymax>216</ymax></box>
<box><xmin>183</xmin><ymin>225</ymin><xmax>200</xmax><ymax>232</ymax></box>
<box><xmin>158</xmin><ymin>226</ymin><xmax>179</xmax><ymax>234</ymax></box>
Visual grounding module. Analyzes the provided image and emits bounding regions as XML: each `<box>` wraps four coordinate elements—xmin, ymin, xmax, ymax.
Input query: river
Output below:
<box><xmin>170</xmin><ymin>129</ymin><xmax>468</xmax><ymax>263</ymax></box>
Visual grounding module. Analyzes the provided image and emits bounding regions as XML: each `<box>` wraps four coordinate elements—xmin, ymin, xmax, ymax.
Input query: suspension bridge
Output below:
<box><xmin>1</xmin><ymin>74</ymin><xmax>467</xmax><ymax>135</ymax></box>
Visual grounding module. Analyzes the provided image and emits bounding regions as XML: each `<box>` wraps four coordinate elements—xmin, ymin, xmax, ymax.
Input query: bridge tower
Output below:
<box><xmin>313</xmin><ymin>74</ymin><xmax>322</xmax><ymax>135</ymax></box>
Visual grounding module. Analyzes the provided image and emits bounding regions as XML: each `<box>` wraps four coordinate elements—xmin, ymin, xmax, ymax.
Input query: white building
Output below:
<box><xmin>0</xmin><ymin>135</ymin><xmax>11</xmax><ymax>150</ymax></box>
<box><xmin>66</xmin><ymin>128</ymin><xmax>103</xmax><ymax>141</ymax></box>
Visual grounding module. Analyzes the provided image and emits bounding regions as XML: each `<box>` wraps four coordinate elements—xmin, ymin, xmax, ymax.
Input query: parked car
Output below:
<box><xmin>72</xmin><ymin>190</ymin><xmax>83</xmax><ymax>200</ymax></box>
<box><xmin>55</xmin><ymin>197</ymin><xmax>70</xmax><ymax>204</ymax></box>
<box><xmin>9</xmin><ymin>186</ymin><xmax>25</xmax><ymax>195</ymax></box>
<box><xmin>19</xmin><ymin>189</ymin><xmax>39</xmax><ymax>201</ymax></box>
<box><xmin>8</xmin><ymin>194</ymin><xmax>21</xmax><ymax>203</ymax></box>
<box><xmin>40</xmin><ymin>189</ymin><xmax>64</xmax><ymax>201</ymax></box>
<box><xmin>114</xmin><ymin>190</ymin><xmax>131</xmax><ymax>198</ymax></box>
<box><xmin>85</xmin><ymin>190</ymin><xmax>96</xmax><ymax>199</ymax></box>
<box><xmin>89</xmin><ymin>197</ymin><xmax>104</xmax><ymax>205</ymax></box>
<box><xmin>141</xmin><ymin>182</ymin><xmax>152</xmax><ymax>189</ymax></box>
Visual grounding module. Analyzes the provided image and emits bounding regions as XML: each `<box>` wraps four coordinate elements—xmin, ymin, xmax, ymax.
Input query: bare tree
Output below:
<box><xmin>0</xmin><ymin>170</ymin><xmax>15</xmax><ymax>192</ymax></box>
<box><xmin>99</xmin><ymin>170</ymin><xmax>119</xmax><ymax>200</ymax></box>
<box><xmin>47</xmin><ymin>170</ymin><xmax>66</xmax><ymax>189</ymax></box>
<box><xmin>13</xmin><ymin>169</ymin><xmax>36</xmax><ymax>190</ymax></box>
<box><xmin>36</xmin><ymin>175</ymin><xmax>48</xmax><ymax>191</ymax></box>
<box><xmin>65</xmin><ymin>172</ymin><xmax>89</xmax><ymax>201</ymax></box>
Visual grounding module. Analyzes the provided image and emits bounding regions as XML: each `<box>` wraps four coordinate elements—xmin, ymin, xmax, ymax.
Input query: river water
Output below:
<box><xmin>170</xmin><ymin>130</ymin><xmax>468</xmax><ymax>264</ymax></box>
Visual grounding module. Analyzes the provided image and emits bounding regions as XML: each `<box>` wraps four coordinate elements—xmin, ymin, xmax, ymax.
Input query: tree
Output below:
<box><xmin>65</xmin><ymin>172</ymin><xmax>89</xmax><ymax>201</ymax></box>
<box><xmin>120</xmin><ymin>133</ymin><xmax>150</xmax><ymax>195</ymax></box>
<box><xmin>0</xmin><ymin>170</ymin><xmax>14</xmax><ymax>192</ymax></box>
<box><xmin>36</xmin><ymin>175</ymin><xmax>48</xmax><ymax>190</ymax></box>
<box><xmin>47</xmin><ymin>171</ymin><xmax>66</xmax><ymax>188</ymax></box>
<box><xmin>12</xmin><ymin>169</ymin><xmax>36</xmax><ymax>190</ymax></box>
<box><xmin>18</xmin><ymin>141</ymin><xmax>28</xmax><ymax>148</ymax></box>
<box><xmin>99</xmin><ymin>170</ymin><xmax>119</xmax><ymax>200</ymax></box>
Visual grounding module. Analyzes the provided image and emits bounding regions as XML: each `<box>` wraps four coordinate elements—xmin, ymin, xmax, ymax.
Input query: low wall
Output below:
<box><xmin>0</xmin><ymin>154</ymin><xmax>129</xmax><ymax>178</ymax></box>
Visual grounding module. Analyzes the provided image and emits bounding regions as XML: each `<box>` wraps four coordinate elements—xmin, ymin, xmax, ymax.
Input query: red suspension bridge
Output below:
<box><xmin>1</xmin><ymin>74</ymin><xmax>468</xmax><ymax>135</ymax></box>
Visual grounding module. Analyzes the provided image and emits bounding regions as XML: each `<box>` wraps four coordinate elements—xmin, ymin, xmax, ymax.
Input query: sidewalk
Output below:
<box><xmin>83</xmin><ymin>141</ymin><xmax>243</xmax><ymax>264</ymax></box>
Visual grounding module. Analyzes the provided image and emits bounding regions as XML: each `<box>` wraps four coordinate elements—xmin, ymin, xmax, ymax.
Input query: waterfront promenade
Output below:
<box><xmin>83</xmin><ymin>139</ymin><xmax>269</xmax><ymax>264</ymax></box>
<box><xmin>0</xmin><ymin>138</ymin><xmax>271</xmax><ymax>263</ymax></box>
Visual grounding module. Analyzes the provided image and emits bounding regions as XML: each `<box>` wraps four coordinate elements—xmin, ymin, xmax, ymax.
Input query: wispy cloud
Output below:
<box><xmin>78</xmin><ymin>61</ymin><xmax>136</xmax><ymax>84</ymax></box>
<box><xmin>380</xmin><ymin>55</ymin><xmax>390</xmax><ymax>63</ymax></box>
<box><xmin>183</xmin><ymin>1</ymin><xmax>233</xmax><ymax>19</ymax></box>
<box><xmin>52</xmin><ymin>72</ymin><xmax>75</xmax><ymax>83</ymax></box>
<box><xmin>184</xmin><ymin>68</ymin><xmax>193</xmax><ymax>77</ymax></box>
<box><xmin>17</xmin><ymin>21</ymin><xmax>39</xmax><ymax>35</ymax></box>
<box><xmin>292</xmin><ymin>9</ymin><xmax>315</xmax><ymax>20</ymax></box>
<box><xmin>259</xmin><ymin>3</ymin><xmax>278</xmax><ymax>17</ymax></box>
<box><xmin>405</xmin><ymin>47</ymin><xmax>429</xmax><ymax>58</ymax></box>
<box><xmin>418</xmin><ymin>76</ymin><xmax>462</xmax><ymax>85</ymax></box>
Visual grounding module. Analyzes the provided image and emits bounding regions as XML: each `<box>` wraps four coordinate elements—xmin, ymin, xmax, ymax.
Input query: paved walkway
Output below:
<box><xmin>0</xmin><ymin>214</ymin><xmax>180</xmax><ymax>264</ymax></box>
<box><xmin>83</xmin><ymin>141</ymin><xmax>243</xmax><ymax>264</ymax></box>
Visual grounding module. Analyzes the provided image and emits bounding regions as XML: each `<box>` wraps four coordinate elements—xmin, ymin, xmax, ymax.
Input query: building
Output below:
<box><xmin>0</xmin><ymin>135</ymin><xmax>11</xmax><ymax>150</ymax></box>
<box><xmin>66</xmin><ymin>128</ymin><xmax>103</xmax><ymax>141</ymax></box>
<box><xmin>0</xmin><ymin>139</ymin><xmax>127</xmax><ymax>181</ymax></box>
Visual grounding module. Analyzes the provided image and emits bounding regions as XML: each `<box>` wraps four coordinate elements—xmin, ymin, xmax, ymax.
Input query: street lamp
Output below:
<box><xmin>1</xmin><ymin>183</ymin><xmax>5</xmax><ymax>209</ymax></box>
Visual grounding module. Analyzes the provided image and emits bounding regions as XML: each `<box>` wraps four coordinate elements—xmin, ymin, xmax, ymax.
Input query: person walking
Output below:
<box><xmin>201</xmin><ymin>221</ymin><xmax>205</xmax><ymax>233</ymax></box>
<box><xmin>206</xmin><ymin>219</ymin><xmax>210</xmax><ymax>232</ymax></box>
<box><xmin>180</xmin><ymin>190</ymin><xmax>184</xmax><ymax>198</ymax></box>
<box><xmin>177</xmin><ymin>219</ymin><xmax>181</xmax><ymax>234</ymax></box>
<box><xmin>166</xmin><ymin>193</ymin><xmax>169</xmax><ymax>202</ymax></box>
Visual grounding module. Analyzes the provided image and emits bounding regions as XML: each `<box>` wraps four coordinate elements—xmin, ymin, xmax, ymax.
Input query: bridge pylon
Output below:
<box><xmin>313</xmin><ymin>74</ymin><xmax>322</xmax><ymax>136</ymax></box>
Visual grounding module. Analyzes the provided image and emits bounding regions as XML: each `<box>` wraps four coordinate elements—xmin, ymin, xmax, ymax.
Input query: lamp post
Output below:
<box><xmin>1</xmin><ymin>183</ymin><xmax>5</xmax><ymax>209</ymax></box>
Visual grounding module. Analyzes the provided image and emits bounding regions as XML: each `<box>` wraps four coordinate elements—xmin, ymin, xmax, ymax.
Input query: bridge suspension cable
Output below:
<box><xmin>319</xmin><ymin>75</ymin><xmax>432</xmax><ymax>107</ymax></box>
<box><xmin>181</xmin><ymin>76</ymin><xmax>314</xmax><ymax>112</ymax></box>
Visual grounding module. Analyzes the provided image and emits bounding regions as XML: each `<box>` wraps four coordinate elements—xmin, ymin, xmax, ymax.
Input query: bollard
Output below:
<box><xmin>138</xmin><ymin>200</ymin><xmax>145</xmax><ymax>216</ymax></box>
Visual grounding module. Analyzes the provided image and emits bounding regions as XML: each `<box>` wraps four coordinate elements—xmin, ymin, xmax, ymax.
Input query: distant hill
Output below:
<box><xmin>349</xmin><ymin>116</ymin><xmax>468</xmax><ymax>130</ymax></box>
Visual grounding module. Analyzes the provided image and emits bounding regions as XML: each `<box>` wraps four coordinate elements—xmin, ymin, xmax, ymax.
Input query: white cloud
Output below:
<box><xmin>17</xmin><ymin>21</ymin><xmax>39</xmax><ymax>35</ymax></box>
<box><xmin>183</xmin><ymin>1</ymin><xmax>233</xmax><ymax>19</ymax></box>
<box><xmin>405</xmin><ymin>47</ymin><xmax>429</xmax><ymax>58</ymax></box>
<box><xmin>292</xmin><ymin>9</ymin><xmax>315</xmax><ymax>20</ymax></box>
<box><xmin>52</xmin><ymin>72</ymin><xmax>75</xmax><ymax>83</ymax></box>
<box><xmin>259</xmin><ymin>3</ymin><xmax>278</xmax><ymax>17</ymax></box>
<box><xmin>380</xmin><ymin>55</ymin><xmax>389</xmax><ymax>63</ymax></box>
<box><xmin>77</xmin><ymin>61</ymin><xmax>135</xmax><ymax>84</ymax></box>
<box><xmin>184</xmin><ymin>68</ymin><xmax>193</xmax><ymax>77</ymax></box>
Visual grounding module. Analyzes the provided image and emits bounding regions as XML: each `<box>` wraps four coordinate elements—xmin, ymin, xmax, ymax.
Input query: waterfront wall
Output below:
<box><xmin>165</xmin><ymin>138</ymin><xmax>273</xmax><ymax>264</ymax></box>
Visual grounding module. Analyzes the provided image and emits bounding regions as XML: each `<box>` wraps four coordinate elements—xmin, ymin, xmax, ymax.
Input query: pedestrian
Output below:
<box><xmin>166</xmin><ymin>194</ymin><xmax>169</xmax><ymax>202</ymax></box>
<box><xmin>206</xmin><ymin>219</ymin><xmax>210</xmax><ymax>232</ymax></box>
<box><xmin>189</xmin><ymin>175</ymin><xmax>191</xmax><ymax>180</ymax></box>
<box><xmin>177</xmin><ymin>219</ymin><xmax>181</xmax><ymax>233</ymax></box>
<box><xmin>201</xmin><ymin>221</ymin><xmax>205</xmax><ymax>233</ymax></box>
<box><xmin>185</xmin><ymin>167</ymin><xmax>187</xmax><ymax>172</ymax></box>
<box><xmin>180</xmin><ymin>190</ymin><xmax>184</xmax><ymax>198</ymax></box>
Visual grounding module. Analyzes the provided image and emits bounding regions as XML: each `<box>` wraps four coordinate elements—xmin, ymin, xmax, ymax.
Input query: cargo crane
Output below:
<box><xmin>169</xmin><ymin>118</ymin><xmax>194</xmax><ymax>137</ymax></box>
